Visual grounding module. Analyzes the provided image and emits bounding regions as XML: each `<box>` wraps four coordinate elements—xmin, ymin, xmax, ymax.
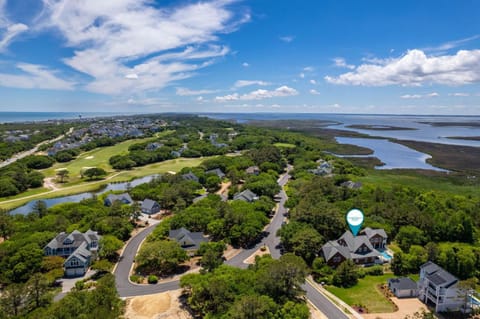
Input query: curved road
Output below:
<box><xmin>114</xmin><ymin>166</ymin><xmax>349</xmax><ymax>318</ymax></box>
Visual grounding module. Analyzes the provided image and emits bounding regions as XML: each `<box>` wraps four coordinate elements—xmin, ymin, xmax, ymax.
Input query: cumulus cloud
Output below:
<box><xmin>176</xmin><ymin>87</ymin><xmax>217</xmax><ymax>96</ymax></box>
<box><xmin>0</xmin><ymin>63</ymin><xmax>75</xmax><ymax>90</ymax></box>
<box><xmin>215</xmin><ymin>85</ymin><xmax>298</xmax><ymax>102</ymax></box>
<box><xmin>279</xmin><ymin>35</ymin><xmax>295</xmax><ymax>43</ymax></box>
<box><xmin>309</xmin><ymin>89</ymin><xmax>320</xmax><ymax>95</ymax></box>
<box><xmin>233</xmin><ymin>80</ymin><xmax>270</xmax><ymax>88</ymax></box>
<box><xmin>333</xmin><ymin>57</ymin><xmax>355</xmax><ymax>69</ymax></box>
<box><xmin>38</xmin><ymin>0</ymin><xmax>249</xmax><ymax>94</ymax></box>
<box><xmin>303</xmin><ymin>66</ymin><xmax>314</xmax><ymax>72</ymax></box>
<box><xmin>299</xmin><ymin>73</ymin><xmax>305</xmax><ymax>79</ymax></box>
<box><xmin>242</xmin><ymin>62</ymin><xmax>249</xmax><ymax>67</ymax></box>
<box><xmin>326</xmin><ymin>49</ymin><xmax>480</xmax><ymax>86</ymax></box>
<box><xmin>310</xmin><ymin>79</ymin><xmax>317</xmax><ymax>85</ymax></box>
<box><xmin>400</xmin><ymin>92</ymin><xmax>439</xmax><ymax>99</ymax></box>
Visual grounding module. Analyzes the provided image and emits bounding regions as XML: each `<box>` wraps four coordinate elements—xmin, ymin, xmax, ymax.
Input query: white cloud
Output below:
<box><xmin>309</xmin><ymin>89</ymin><xmax>320</xmax><ymax>95</ymax></box>
<box><xmin>279</xmin><ymin>35</ymin><xmax>294</xmax><ymax>43</ymax></box>
<box><xmin>242</xmin><ymin>62</ymin><xmax>249</xmax><ymax>67</ymax></box>
<box><xmin>38</xmin><ymin>0</ymin><xmax>249</xmax><ymax>94</ymax></box>
<box><xmin>303</xmin><ymin>66</ymin><xmax>314</xmax><ymax>72</ymax></box>
<box><xmin>449</xmin><ymin>92</ymin><xmax>470</xmax><ymax>97</ymax></box>
<box><xmin>299</xmin><ymin>73</ymin><xmax>305</xmax><ymax>78</ymax></box>
<box><xmin>215</xmin><ymin>85</ymin><xmax>298</xmax><ymax>102</ymax></box>
<box><xmin>424</xmin><ymin>35</ymin><xmax>480</xmax><ymax>52</ymax></box>
<box><xmin>233</xmin><ymin>80</ymin><xmax>270</xmax><ymax>88</ymax></box>
<box><xmin>310</xmin><ymin>79</ymin><xmax>317</xmax><ymax>85</ymax></box>
<box><xmin>125</xmin><ymin>73</ymin><xmax>138</xmax><ymax>80</ymax></box>
<box><xmin>196</xmin><ymin>96</ymin><xmax>204</xmax><ymax>102</ymax></box>
<box><xmin>176</xmin><ymin>87</ymin><xmax>217</xmax><ymax>96</ymax></box>
<box><xmin>0</xmin><ymin>0</ymin><xmax>29</xmax><ymax>52</ymax></box>
<box><xmin>333</xmin><ymin>57</ymin><xmax>355</xmax><ymax>69</ymax></box>
<box><xmin>400</xmin><ymin>92</ymin><xmax>439</xmax><ymax>99</ymax></box>
<box><xmin>0</xmin><ymin>63</ymin><xmax>75</xmax><ymax>90</ymax></box>
<box><xmin>326</xmin><ymin>49</ymin><xmax>480</xmax><ymax>86</ymax></box>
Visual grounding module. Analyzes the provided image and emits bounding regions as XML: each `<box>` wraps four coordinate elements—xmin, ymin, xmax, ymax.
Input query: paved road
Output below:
<box><xmin>113</xmin><ymin>165</ymin><xmax>350</xmax><ymax>318</ymax></box>
<box><xmin>0</xmin><ymin>127</ymin><xmax>73</xmax><ymax>168</ymax></box>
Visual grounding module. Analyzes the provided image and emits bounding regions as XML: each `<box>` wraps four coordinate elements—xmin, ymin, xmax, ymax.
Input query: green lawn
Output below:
<box><xmin>273</xmin><ymin>142</ymin><xmax>296</xmax><ymax>148</ymax></box>
<box><xmin>326</xmin><ymin>274</ymin><xmax>396</xmax><ymax>313</ymax></box>
<box><xmin>41</xmin><ymin>137</ymin><xmax>158</xmax><ymax>180</ymax></box>
<box><xmin>0</xmin><ymin>156</ymin><xmax>209</xmax><ymax>210</ymax></box>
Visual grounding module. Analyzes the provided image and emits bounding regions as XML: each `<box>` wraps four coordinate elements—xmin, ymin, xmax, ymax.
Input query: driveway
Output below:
<box><xmin>114</xmin><ymin>165</ymin><xmax>350</xmax><ymax>318</ymax></box>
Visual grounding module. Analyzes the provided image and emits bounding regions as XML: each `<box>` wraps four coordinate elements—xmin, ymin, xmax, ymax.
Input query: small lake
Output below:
<box><xmin>9</xmin><ymin>175</ymin><xmax>159</xmax><ymax>215</ymax></box>
<box><xmin>335</xmin><ymin>137</ymin><xmax>448</xmax><ymax>171</ymax></box>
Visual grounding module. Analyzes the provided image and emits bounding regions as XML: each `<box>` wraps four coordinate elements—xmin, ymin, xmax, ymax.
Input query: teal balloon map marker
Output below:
<box><xmin>346</xmin><ymin>208</ymin><xmax>364</xmax><ymax>236</ymax></box>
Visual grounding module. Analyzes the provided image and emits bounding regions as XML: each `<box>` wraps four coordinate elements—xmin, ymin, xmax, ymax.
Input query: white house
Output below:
<box><xmin>418</xmin><ymin>261</ymin><xmax>466</xmax><ymax>312</ymax></box>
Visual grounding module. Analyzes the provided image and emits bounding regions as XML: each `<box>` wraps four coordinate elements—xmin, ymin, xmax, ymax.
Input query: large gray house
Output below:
<box><xmin>44</xmin><ymin>230</ymin><xmax>101</xmax><ymax>277</ymax></box>
<box><xmin>141</xmin><ymin>198</ymin><xmax>161</xmax><ymax>214</ymax></box>
<box><xmin>169</xmin><ymin>228</ymin><xmax>208</xmax><ymax>255</ymax></box>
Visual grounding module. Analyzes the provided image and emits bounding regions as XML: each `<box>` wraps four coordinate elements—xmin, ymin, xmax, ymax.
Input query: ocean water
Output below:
<box><xmin>0</xmin><ymin>112</ymin><xmax>127</xmax><ymax>123</ymax></box>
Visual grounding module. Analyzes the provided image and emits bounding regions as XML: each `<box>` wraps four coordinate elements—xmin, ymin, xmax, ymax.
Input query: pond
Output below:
<box><xmin>9</xmin><ymin>174</ymin><xmax>159</xmax><ymax>215</ymax></box>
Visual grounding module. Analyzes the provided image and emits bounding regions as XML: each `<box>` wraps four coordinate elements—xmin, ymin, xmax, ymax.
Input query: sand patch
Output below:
<box><xmin>244</xmin><ymin>245</ymin><xmax>270</xmax><ymax>264</ymax></box>
<box><xmin>85</xmin><ymin>156</ymin><xmax>94</xmax><ymax>159</ymax></box>
<box><xmin>125</xmin><ymin>290</ymin><xmax>192</xmax><ymax>319</ymax></box>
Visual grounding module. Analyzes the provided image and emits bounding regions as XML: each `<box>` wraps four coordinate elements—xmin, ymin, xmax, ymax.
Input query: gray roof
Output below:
<box><xmin>338</xmin><ymin>231</ymin><xmax>377</xmax><ymax>254</ymax></box>
<box><xmin>421</xmin><ymin>261</ymin><xmax>458</xmax><ymax>288</ymax></box>
<box><xmin>205</xmin><ymin>168</ymin><xmax>226</xmax><ymax>179</ymax></box>
<box><xmin>169</xmin><ymin>228</ymin><xmax>208</xmax><ymax>250</ymax></box>
<box><xmin>182</xmin><ymin>172</ymin><xmax>199</xmax><ymax>182</ymax></box>
<box><xmin>65</xmin><ymin>242</ymin><xmax>91</xmax><ymax>265</ymax></box>
<box><xmin>245</xmin><ymin>166</ymin><xmax>260</xmax><ymax>174</ymax></box>
<box><xmin>233</xmin><ymin>189</ymin><xmax>258</xmax><ymax>202</ymax></box>
<box><xmin>362</xmin><ymin>227</ymin><xmax>388</xmax><ymax>239</ymax></box>
<box><xmin>340</xmin><ymin>180</ymin><xmax>363</xmax><ymax>189</ymax></box>
<box><xmin>389</xmin><ymin>277</ymin><xmax>418</xmax><ymax>290</ymax></box>
<box><xmin>322</xmin><ymin>230</ymin><xmax>382</xmax><ymax>263</ymax></box>
<box><xmin>322</xmin><ymin>240</ymin><xmax>351</xmax><ymax>260</ymax></box>
<box><xmin>45</xmin><ymin>229</ymin><xmax>100</xmax><ymax>250</ymax></box>
<box><xmin>105</xmin><ymin>193</ymin><xmax>132</xmax><ymax>205</ymax></box>
<box><xmin>141</xmin><ymin>198</ymin><xmax>159</xmax><ymax>211</ymax></box>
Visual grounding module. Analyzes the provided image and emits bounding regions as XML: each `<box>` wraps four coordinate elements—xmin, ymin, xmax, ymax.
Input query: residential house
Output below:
<box><xmin>104</xmin><ymin>193</ymin><xmax>133</xmax><ymax>206</ymax></box>
<box><xmin>141</xmin><ymin>199</ymin><xmax>161</xmax><ymax>215</ymax></box>
<box><xmin>340</xmin><ymin>180</ymin><xmax>363</xmax><ymax>189</ymax></box>
<box><xmin>321</xmin><ymin>229</ymin><xmax>386</xmax><ymax>267</ymax></box>
<box><xmin>360</xmin><ymin>227</ymin><xmax>388</xmax><ymax>249</ymax></box>
<box><xmin>145</xmin><ymin>142</ymin><xmax>163</xmax><ymax>151</ymax></box>
<box><xmin>205</xmin><ymin>168</ymin><xmax>226</xmax><ymax>179</ymax></box>
<box><xmin>44</xmin><ymin>230</ymin><xmax>101</xmax><ymax>277</ymax></box>
<box><xmin>233</xmin><ymin>189</ymin><xmax>259</xmax><ymax>202</ymax></box>
<box><xmin>388</xmin><ymin>277</ymin><xmax>418</xmax><ymax>298</ymax></box>
<box><xmin>169</xmin><ymin>228</ymin><xmax>208</xmax><ymax>255</ymax></box>
<box><xmin>418</xmin><ymin>261</ymin><xmax>465</xmax><ymax>313</ymax></box>
<box><xmin>245</xmin><ymin>166</ymin><xmax>260</xmax><ymax>175</ymax></box>
<box><xmin>182</xmin><ymin>172</ymin><xmax>199</xmax><ymax>183</ymax></box>
<box><xmin>309</xmin><ymin>161</ymin><xmax>333</xmax><ymax>176</ymax></box>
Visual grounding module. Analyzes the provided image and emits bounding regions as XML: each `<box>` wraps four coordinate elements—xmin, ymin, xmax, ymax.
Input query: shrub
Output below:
<box><xmin>364</xmin><ymin>265</ymin><xmax>384</xmax><ymax>276</ymax></box>
<box><xmin>130</xmin><ymin>275</ymin><xmax>142</xmax><ymax>283</ymax></box>
<box><xmin>148</xmin><ymin>275</ymin><xmax>158</xmax><ymax>284</ymax></box>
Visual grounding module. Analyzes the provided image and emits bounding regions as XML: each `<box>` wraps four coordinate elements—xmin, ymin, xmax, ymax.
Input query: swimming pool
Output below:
<box><xmin>380</xmin><ymin>251</ymin><xmax>393</xmax><ymax>260</ymax></box>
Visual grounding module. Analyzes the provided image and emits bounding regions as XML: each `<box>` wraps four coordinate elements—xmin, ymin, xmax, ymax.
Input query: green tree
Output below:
<box><xmin>27</xmin><ymin>273</ymin><xmax>50</xmax><ymax>308</ymax></box>
<box><xmin>227</xmin><ymin>295</ymin><xmax>277</xmax><ymax>319</ymax></box>
<box><xmin>56</xmin><ymin>169</ymin><xmax>69</xmax><ymax>183</ymax></box>
<box><xmin>396</xmin><ymin>225</ymin><xmax>426</xmax><ymax>252</ymax></box>
<box><xmin>199</xmin><ymin>241</ymin><xmax>226</xmax><ymax>272</ymax></box>
<box><xmin>0</xmin><ymin>283</ymin><xmax>26</xmax><ymax>317</ymax></box>
<box><xmin>135</xmin><ymin>240</ymin><xmax>188</xmax><ymax>275</ymax></box>
<box><xmin>289</xmin><ymin>227</ymin><xmax>323</xmax><ymax>264</ymax></box>
<box><xmin>0</xmin><ymin>209</ymin><xmax>13</xmax><ymax>240</ymax></box>
<box><xmin>99</xmin><ymin>235</ymin><xmax>123</xmax><ymax>261</ymax></box>
<box><xmin>392</xmin><ymin>252</ymin><xmax>407</xmax><ymax>276</ymax></box>
<box><xmin>83</xmin><ymin>167</ymin><xmax>107</xmax><ymax>180</ymax></box>
<box><xmin>332</xmin><ymin>259</ymin><xmax>358</xmax><ymax>287</ymax></box>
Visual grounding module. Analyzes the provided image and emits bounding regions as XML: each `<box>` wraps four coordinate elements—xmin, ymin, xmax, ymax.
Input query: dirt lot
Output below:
<box><xmin>362</xmin><ymin>297</ymin><xmax>430</xmax><ymax>319</ymax></box>
<box><xmin>125</xmin><ymin>290</ymin><xmax>192</xmax><ymax>319</ymax></box>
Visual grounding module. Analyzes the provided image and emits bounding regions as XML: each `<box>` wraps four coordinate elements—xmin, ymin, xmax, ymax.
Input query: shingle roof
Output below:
<box><xmin>389</xmin><ymin>277</ymin><xmax>417</xmax><ymax>290</ymax></box>
<box><xmin>322</xmin><ymin>241</ymin><xmax>351</xmax><ymax>260</ymax></box>
<box><xmin>362</xmin><ymin>227</ymin><xmax>387</xmax><ymax>239</ymax></box>
<box><xmin>182</xmin><ymin>172</ymin><xmax>199</xmax><ymax>182</ymax></box>
<box><xmin>421</xmin><ymin>261</ymin><xmax>458</xmax><ymax>288</ymax></box>
<box><xmin>169</xmin><ymin>228</ymin><xmax>208</xmax><ymax>250</ymax></box>
<box><xmin>64</xmin><ymin>242</ymin><xmax>91</xmax><ymax>265</ymax></box>
<box><xmin>105</xmin><ymin>193</ymin><xmax>132</xmax><ymax>205</ymax></box>
<box><xmin>141</xmin><ymin>198</ymin><xmax>159</xmax><ymax>211</ymax></box>
<box><xmin>45</xmin><ymin>229</ymin><xmax>100</xmax><ymax>250</ymax></box>
<box><xmin>233</xmin><ymin>189</ymin><xmax>258</xmax><ymax>202</ymax></box>
<box><xmin>205</xmin><ymin>168</ymin><xmax>226</xmax><ymax>179</ymax></box>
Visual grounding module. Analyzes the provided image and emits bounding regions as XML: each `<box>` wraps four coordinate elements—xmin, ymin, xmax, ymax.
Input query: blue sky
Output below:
<box><xmin>0</xmin><ymin>0</ymin><xmax>479</xmax><ymax>114</ymax></box>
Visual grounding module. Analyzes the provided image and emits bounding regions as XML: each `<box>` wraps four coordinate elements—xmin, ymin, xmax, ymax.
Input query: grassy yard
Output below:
<box><xmin>273</xmin><ymin>142</ymin><xmax>296</xmax><ymax>148</ymax></box>
<box><xmin>326</xmin><ymin>274</ymin><xmax>396</xmax><ymax>313</ymax></box>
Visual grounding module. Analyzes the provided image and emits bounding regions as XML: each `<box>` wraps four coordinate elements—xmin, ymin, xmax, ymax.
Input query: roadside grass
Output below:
<box><xmin>359</xmin><ymin>170</ymin><xmax>480</xmax><ymax>197</ymax></box>
<box><xmin>325</xmin><ymin>274</ymin><xmax>396</xmax><ymax>313</ymax></box>
<box><xmin>0</xmin><ymin>156</ymin><xmax>210</xmax><ymax>210</ymax></box>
